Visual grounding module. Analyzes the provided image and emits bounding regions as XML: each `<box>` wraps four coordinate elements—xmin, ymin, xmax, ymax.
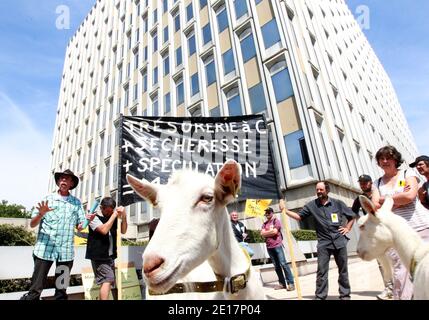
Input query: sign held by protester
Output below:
<box><xmin>245</xmin><ymin>199</ymin><xmax>273</xmax><ymax>217</ymax></box>
<box><xmin>119</xmin><ymin>115</ymin><xmax>281</xmax><ymax>206</ymax></box>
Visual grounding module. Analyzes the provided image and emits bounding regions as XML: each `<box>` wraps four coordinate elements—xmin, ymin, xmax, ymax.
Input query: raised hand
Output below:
<box><xmin>279</xmin><ymin>199</ymin><xmax>286</xmax><ymax>211</ymax></box>
<box><xmin>37</xmin><ymin>201</ymin><xmax>53</xmax><ymax>217</ymax></box>
<box><xmin>116</xmin><ymin>206</ymin><xmax>126</xmax><ymax>219</ymax></box>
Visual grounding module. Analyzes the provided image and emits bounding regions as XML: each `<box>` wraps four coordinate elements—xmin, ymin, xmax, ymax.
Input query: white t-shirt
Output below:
<box><xmin>377</xmin><ymin>169</ymin><xmax>429</xmax><ymax>231</ymax></box>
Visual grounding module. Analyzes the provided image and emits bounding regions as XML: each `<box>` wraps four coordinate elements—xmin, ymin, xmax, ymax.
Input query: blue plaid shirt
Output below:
<box><xmin>31</xmin><ymin>192</ymin><xmax>86</xmax><ymax>262</ymax></box>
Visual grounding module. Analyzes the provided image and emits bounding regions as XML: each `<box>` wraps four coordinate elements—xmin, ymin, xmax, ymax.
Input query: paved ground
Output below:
<box><xmin>262</xmin><ymin>258</ymin><xmax>385</xmax><ymax>300</ymax></box>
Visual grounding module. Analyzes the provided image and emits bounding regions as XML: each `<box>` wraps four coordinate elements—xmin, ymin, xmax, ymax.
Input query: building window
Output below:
<box><xmin>234</xmin><ymin>0</ymin><xmax>248</xmax><ymax>19</ymax></box>
<box><xmin>176</xmin><ymin>46</ymin><xmax>182</xmax><ymax>66</ymax></box>
<box><xmin>134</xmin><ymin>52</ymin><xmax>139</xmax><ymax>69</ymax></box>
<box><xmin>126</xmin><ymin>63</ymin><xmax>131</xmax><ymax>78</ymax></box>
<box><xmin>176</xmin><ymin>79</ymin><xmax>184</xmax><ymax>105</ymax></box>
<box><xmin>163</xmin><ymin>0</ymin><xmax>168</xmax><ymax>13</ymax></box>
<box><xmin>210</xmin><ymin>106</ymin><xmax>221</xmax><ymax>117</ymax></box>
<box><xmin>222</xmin><ymin>49</ymin><xmax>235</xmax><ymax>75</ymax></box>
<box><xmin>124</xmin><ymin>87</ymin><xmax>129</xmax><ymax>107</ymax></box>
<box><xmin>226</xmin><ymin>87</ymin><xmax>242</xmax><ymax>116</ymax></box>
<box><xmin>174</xmin><ymin>13</ymin><xmax>180</xmax><ymax>32</ymax></box>
<box><xmin>152</xmin><ymin>96</ymin><xmax>159</xmax><ymax>116</ymax></box>
<box><xmin>91</xmin><ymin>169</ymin><xmax>96</xmax><ymax>193</ymax></box>
<box><xmin>105</xmin><ymin>161</ymin><xmax>110</xmax><ymax>186</ymax></box>
<box><xmin>239</xmin><ymin>28</ymin><xmax>256</xmax><ymax>63</ymax></box>
<box><xmin>143</xmin><ymin>17</ymin><xmax>148</xmax><ymax>33</ymax></box>
<box><xmin>142</xmin><ymin>72</ymin><xmax>148</xmax><ymax>92</ymax></box>
<box><xmin>200</xmin><ymin>0</ymin><xmax>207</xmax><ymax>9</ymax></box>
<box><xmin>188</xmin><ymin>34</ymin><xmax>196</xmax><ymax>56</ymax></box>
<box><xmin>205</xmin><ymin>56</ymin><xmax>216</xmax><ymax>86</ymax></box>
<box><xmin>216</xmin><ymin>5</ymin><xmax>229</xmax><ymax>33</ymax></box>
<box><xmin>249</xmin><ymin>82</ymin><xmax>266</xmax><ymax>113</ymax></box>
<box><xmin>186</xmin><ymin>3</ymin><xmax>194</xmax><ymax>21</ymax></box>
<box><xmin>153</xmin><ymin>67</ymin><xmax>158</xmax><ymax>85</ymax></box>
<box><xmin>163</xmin><ymin>55</ymin><xmax>170</xmax><ymax>76</ymax></box>
<box><xmin>284</xmin><ymin>130</ymin><xmax>310</xmax><ymax>169</ymax></box>
<box><xmin>153</xmin><ymin>33</ymin><xmax>158</xmax><ymax>52</ymax></box>
<box><xmin>135</xmin><ymin>28</ymin><xmax>140</xmax><ymax>43</ymax></box>
<box><xmin>202</xmin><ymin>23</ymin><xmax>212</xmax><ymax>45</ymax></box>
<box><xmin>163</xmin><ymin>26</ymin><xmax>169</xmax><ymax>43</ymax></box>
<box><xmin>191</xmin><ymin>73</ymin><xmax>200</xmax><ymax>96</ymax></box>
<box><xmin>261</xmin><ymin>19</ymin><xmax>281</xmax><ymax>49</ymax></box>
<box><xmin>143</xmin><ymin>46</ymin><xmax>148</xmax><ymax>61</ymax></box>
<box><xmin>164</xmin><ymin>92</ymin><xmax>171</xmax><ymax>114</ymax></box>
<box><xmin>133</xmin><ymin>83</ymin><xmax>138</xmax><ymax>101</ymax></box>
<box><xmin>270</xmin><ymin>61</ymin><xmax>293</xmax><ymax>103</ymax></box>
<box><xmin>153</xmin><ymin>8</ymin><xmax>158</xmax><ymax>24</ymax></box>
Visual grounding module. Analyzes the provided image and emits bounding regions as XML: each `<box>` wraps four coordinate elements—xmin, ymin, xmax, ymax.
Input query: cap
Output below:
<box><xmin>358</xmin><ymin>174</ymin><xmax>372</xmax><ymax>183</ymax></box>
<box><xmin>264</xmin><ymin>207</ymin><xmax>274</xmax><ymax>215</ymax></box>
<box><xmin>409</xmin><ymin>155</ymin><xmax>429</xmax><ymax>168</ymax></box>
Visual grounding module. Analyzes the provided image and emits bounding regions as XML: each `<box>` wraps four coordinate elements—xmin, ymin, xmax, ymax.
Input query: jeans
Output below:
<box><xmin>267</xmin><ymin>245</ymin><xmax>294</xmax><ymax>286</ymax></box>
<box><xmin>20</xmin><ymin>255</ymin><xmax>73</xmax><ymax>300</ymax></box>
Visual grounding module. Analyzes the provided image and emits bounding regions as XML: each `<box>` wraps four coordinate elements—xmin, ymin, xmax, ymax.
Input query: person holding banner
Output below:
<box><xmin>230</xmin><ymin>211</ymin><xmax>254</xmax><ymax>257</ymax></box>
<box><xmin>281</xmin><ymin>181</ymin><xmax>355</xmax><ymax>300</ymax></box>
<box><xmin>85</xmin><ymin>197</ymin><xmax>127</xmax><ymax>300</ymax></box>
<box><xmin>20</xmin><ymin>170</ymin><xmax>86</xmax><ymax>300</ymax></box>
<box><xmin>261</xmin><ymin>207</ymin><xmax>295</xmax><ymax>291</ymax></box>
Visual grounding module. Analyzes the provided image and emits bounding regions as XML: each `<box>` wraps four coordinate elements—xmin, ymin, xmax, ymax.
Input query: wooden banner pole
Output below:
<box><xmin>279</xmin><ymin>199</ymin><xmax>302</xmax><ymax>300</ymax></box>
<box><xmin>116</xmin><ymin>214</ymin><xmax>122</xmax><ymax>300</ymax></box>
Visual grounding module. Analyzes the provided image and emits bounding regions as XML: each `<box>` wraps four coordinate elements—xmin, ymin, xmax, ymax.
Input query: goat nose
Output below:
<box><xmin>143</xmin><ymin>253</ymin><xmax>165</xmax><ymax>276</ymax></box>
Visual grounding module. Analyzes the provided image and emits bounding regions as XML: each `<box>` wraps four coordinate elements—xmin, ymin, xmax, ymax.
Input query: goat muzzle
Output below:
<box><xmin>143</xmin><ymin>254</ymin><xmax>165</xmax><ymax>277</ymax></box>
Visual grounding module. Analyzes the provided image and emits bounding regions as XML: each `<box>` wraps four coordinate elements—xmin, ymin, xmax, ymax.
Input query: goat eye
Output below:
<box><xmin>200</xmin><ymin>194</ymin><xmax>214</xmax><ymax>203</ymax></box>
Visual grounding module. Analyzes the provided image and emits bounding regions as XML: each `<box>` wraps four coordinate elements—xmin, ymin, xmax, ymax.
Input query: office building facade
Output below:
<box><xmin>49</xmin><ymin>0</ymin><xmax>418</xmax><ymax>238</ymax></box>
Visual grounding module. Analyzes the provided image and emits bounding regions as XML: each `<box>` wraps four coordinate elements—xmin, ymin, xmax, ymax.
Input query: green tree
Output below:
<box><xmin>0</xmin><ymin>200</ymin><xmax>30</xmax><ymax>218</ymax></box>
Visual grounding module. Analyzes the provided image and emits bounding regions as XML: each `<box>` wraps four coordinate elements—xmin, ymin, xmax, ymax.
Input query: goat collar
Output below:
<box><xmin>148</xmin><ymin>249</ymin><xmax>252</xmax><ymax>296</ymax></box>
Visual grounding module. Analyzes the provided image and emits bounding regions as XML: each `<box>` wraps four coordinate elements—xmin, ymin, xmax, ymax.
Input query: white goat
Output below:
<box><xmin>127</xmin><ymin>160</ymin><xmax>265</xmax><ymax>299</ymax></box>
<box><xmin>357</xmin><ymin>195</ymin><xmax>429</xmax><ymax>299</ymax></box>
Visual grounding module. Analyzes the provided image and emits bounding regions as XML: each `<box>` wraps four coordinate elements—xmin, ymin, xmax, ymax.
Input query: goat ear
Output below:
<box><xmin>126</xmin><ymin>174</ymin><xmax>158</xmax><ymax>206</ymax></box>
<box><xmin>381</xmin><ymin>196</ymin><xmax>394</xmax><ymax>212</ymax></box>
<box><xmin>215</xmin><ymin>159</ymin><xmax>242</xmax><ymax>204</ymax></box>
<box><xmin>359</xmin><ymin>195</ymin><xmax>376</xmax><ymax>216</ymax></box>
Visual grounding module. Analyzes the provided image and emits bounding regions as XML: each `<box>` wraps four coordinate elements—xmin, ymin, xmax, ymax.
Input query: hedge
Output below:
<box><xmin>122</xmin><ymin>239</ymin><xmax>149</xmax><ymax>246</ymax></box>
<box><xmin>0</xmin><ymin>224</ymin><xmax>36</xmax><ymax>246</ymax></box>
<box><xmin>246</xmin><ymin>229</ymin><xmax>317</xmax><ymax>243</ymax></box>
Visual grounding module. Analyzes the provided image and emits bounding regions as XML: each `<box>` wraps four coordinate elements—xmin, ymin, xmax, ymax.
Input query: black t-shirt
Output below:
<box><xmin>422</xmin><ymin>181</ymin><xmax>429</xmax><ymax>209</ymax></box>
<box><xmin>351</xmin><ymin>194</ymin><xmax>371</xmax><ymax>216</ymax></box>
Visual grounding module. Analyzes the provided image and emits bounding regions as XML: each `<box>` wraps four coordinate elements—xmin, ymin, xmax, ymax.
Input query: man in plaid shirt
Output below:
<box><xmin>20</xmin><ymin>169</ymin><xmax>86</xmax><ymax>300</ymax></box>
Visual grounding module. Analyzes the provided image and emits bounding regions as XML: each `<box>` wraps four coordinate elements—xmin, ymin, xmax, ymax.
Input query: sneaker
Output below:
<box><xmin>274</xmin><ymin>284</ymin><xmax>287</xmax><ymax>290</ymax></box>
<box><xmin>287</xmin><ymin>284</ymin><xmax>295</xmax><ymax>291</ymax></box>
<box><xmin>377</xmin><ymin>288</ymin><xmax>393</xmax><ymax>300</ymax></box>
<box><xmin>339</xmin><ymin>295</ymin><xmax>351</xmax><ymax>300</ymax></box>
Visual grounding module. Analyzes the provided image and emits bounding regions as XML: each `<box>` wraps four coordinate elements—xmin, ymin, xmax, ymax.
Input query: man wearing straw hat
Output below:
<box><xmin>20</xmin><ymin>169</ymin><xmax>86</xmax><ymax>300</ymax></box>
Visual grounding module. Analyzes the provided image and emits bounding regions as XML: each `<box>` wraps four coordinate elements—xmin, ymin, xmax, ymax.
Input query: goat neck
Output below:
<box><xmin>381</xmin><ymin>214</ymin><xmax>423</xmax><ymax>274</ymax></box>
<box><xmin>208</xmin><ymin>208</ymin><xmax>250</xmax><ymax>280</ymax></box>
